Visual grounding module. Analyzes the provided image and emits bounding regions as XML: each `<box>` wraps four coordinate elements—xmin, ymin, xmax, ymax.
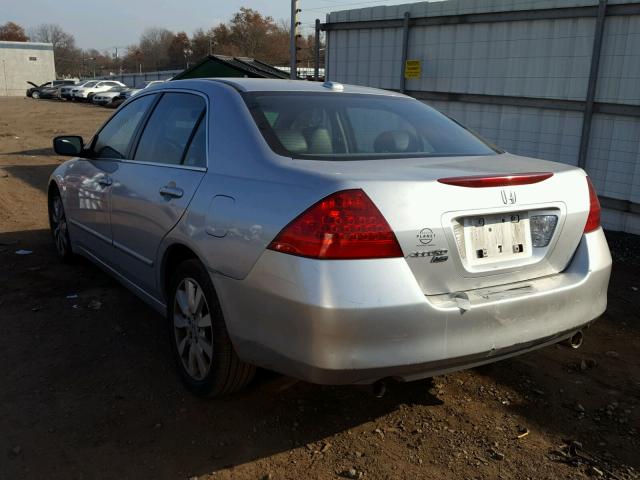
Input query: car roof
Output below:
<box><xmin>168</xmin><ymin>78</ymin><xmax>407</xmax><ymax>97</ymax></box>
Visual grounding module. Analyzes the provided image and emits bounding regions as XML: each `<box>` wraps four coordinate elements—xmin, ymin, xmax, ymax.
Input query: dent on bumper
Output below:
<box><xmin>213</xmin><ymin>229</ymin><xmax>612</xmax><ymax>385</ymax></box>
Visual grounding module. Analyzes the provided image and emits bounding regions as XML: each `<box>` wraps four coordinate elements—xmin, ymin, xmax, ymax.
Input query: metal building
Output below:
<box><xmin>0</xmin><ymin>41</ymin><xmax>55</xmax><ymax>96</ymax></box>
<box><xmin>322</xmin><ymin>0</ymin><xmax>640</xmax><ymax>234</ymax></box>
<box><xmin>173</xmin><ymin>55</ymin><xmax>290</xmax><ymax>80</ymax></box>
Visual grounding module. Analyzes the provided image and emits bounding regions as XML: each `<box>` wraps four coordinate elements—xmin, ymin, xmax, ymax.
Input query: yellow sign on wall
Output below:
<box><xmin>404</xmin><ymin>59</ymin><xmax>421</xmax><ymax>79</ymax></box>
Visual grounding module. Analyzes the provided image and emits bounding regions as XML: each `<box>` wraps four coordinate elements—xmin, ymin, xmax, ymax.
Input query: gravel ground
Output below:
<box><xmin>606</xmin><ymin>230</ymin><xmax>640</xmax><ymax>268</ymax></box>
<box><xmin>1</xmin><ymin>97</ymin><xmax>639</xmax><ymax>480</ymax></box>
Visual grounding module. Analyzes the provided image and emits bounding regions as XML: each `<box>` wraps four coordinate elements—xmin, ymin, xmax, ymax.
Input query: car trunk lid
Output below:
<box><xmin>366</xmin><ymin>155</ymin><xmax>589</xmax><ymax>295</ymax></box>
<box><xmin>289</xmin><ymin>153</ymin><xmax>590</xmax><ymax>295</ymax></box>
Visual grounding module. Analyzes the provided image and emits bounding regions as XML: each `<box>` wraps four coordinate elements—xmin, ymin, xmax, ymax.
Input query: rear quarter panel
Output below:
<box><xmin>159</xmin><ymin>81</ymin><xmax>344</xmax><ymax>284</ymax></box>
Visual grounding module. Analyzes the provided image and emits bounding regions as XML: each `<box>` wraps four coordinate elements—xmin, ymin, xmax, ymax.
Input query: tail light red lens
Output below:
<box><xmin>438</xmin><ymin>172</ymin><xmax>553</xmax><ymax>188</ymax></box>
<box><xmin>267</xmin><ymin>189</ymin><xmax>403</xmax><ymax>260</ymax></box>
<box><xmin>584</xmin><ymin>176</ymin><xmax>601</xmax><ymax>233</ymax></box>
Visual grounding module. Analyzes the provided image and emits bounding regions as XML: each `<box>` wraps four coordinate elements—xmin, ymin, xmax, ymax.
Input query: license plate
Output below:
<box><xmin>464</xmin><ymin>212</ymin><xmax>531</xmax><ymax>266</ymax></box>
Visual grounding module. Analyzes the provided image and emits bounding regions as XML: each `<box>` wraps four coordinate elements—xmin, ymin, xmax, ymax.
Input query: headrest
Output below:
<box><xmin>373</xmin><ymin>130</ymin><xmax>417</xmax><ymax>153</ymax></box>
<box><xmin>275</xmin><ymin>129</ymin><xmax>308</xmax><ymax>153</ymax></box>
<box><xmin>307</xmin><ymin>128</ymin><xmax>333</xmax><ymax>154</ymax></box>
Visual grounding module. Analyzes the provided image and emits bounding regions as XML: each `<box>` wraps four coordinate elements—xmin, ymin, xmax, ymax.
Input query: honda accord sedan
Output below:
<box><xmin>49</xmin><ymin>78</ymin><xmax>611</xmax><ymax>397</ymax></box>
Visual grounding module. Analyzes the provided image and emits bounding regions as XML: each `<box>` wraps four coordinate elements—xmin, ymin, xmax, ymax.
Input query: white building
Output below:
<box><xmin>0</xmin><ymin>41</ymin><xmax>55</xmax><ymax>96</ymax></box>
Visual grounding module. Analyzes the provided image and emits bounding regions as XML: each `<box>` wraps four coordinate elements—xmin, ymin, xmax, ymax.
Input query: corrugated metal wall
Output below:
<box><xmin>98</xmin><ymin>70</ymin><xmax>182</xmax><ymax>88</ymax></box>
<box><xmin>325</xmin><ymin>0</ymin><xmax>640</xmax><ymax>234</ymax></box>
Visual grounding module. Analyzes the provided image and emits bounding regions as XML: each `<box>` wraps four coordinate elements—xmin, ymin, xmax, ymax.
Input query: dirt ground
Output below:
<box><xmin>0</xmin><ymin>97</ymin><xmax>639</xmax><ymax>480</ymax></box>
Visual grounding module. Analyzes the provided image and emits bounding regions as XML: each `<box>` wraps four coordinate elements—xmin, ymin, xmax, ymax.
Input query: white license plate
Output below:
<box><xmin>464</xmin><ymin>212</ymin><xmax>531</xmax><ymax>266</ymax></box>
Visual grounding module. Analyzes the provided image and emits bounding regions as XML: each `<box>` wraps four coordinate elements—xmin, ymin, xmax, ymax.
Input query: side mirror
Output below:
<box><xmin>53</xmin><ymin>135</ymin><xmax>84</xmax><ymax>156</ymax></box>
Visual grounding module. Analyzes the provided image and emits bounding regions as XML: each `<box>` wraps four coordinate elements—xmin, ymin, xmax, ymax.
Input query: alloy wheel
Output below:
<box><xmin>51</xmin><ymin>196</ymin><xmax>69</xmax><ymax>257</ymax></box>
<box><xmin>173</xmin><ymin>278</ymin><xmax>214</xmax><ymax>381</ymax></box>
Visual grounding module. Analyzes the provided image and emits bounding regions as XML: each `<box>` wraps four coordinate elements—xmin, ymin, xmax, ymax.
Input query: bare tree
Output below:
<box><xmin>139</xmin><ymin>27</ymin><xmax>174</xmax><ymax>71</ymax></box>
<box><xmin>30</xmin><ymin>23</ymin><xmax>75</xmax><ymax>50</ymax></box>
<box><xmin>121</xmin><ymin>45</ymin><xmax>144</xmax><ymax>73</ymax></box>
<box><xmin>190</xmin><ymin>28</ymin><xmax>212</xmax><ymax>62</ymax></box>
<box><xmin>168</xmin><ymin>32</ymin><xmax>192</xmax><ymax>69</ymax></box>
<box><xmin>29</xmin><ymin>23</ymin><xmax>80</xmax><ymax>76</ymax></box>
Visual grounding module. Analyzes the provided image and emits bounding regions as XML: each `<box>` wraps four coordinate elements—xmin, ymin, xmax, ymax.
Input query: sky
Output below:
<box><xmin>3</xmin><ymin>0</ymin><xmax>419</xmax><ymax>51</ymax></box>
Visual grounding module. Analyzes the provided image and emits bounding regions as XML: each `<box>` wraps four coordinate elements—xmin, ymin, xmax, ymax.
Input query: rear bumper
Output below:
<box><xmin>214</xmin><ymin>229</ymin><xmax>611</xmax><ymax>385</ymax></box>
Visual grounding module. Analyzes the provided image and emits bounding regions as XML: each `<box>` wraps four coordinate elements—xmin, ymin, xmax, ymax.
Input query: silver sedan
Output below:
<box><xmin>49</xmin><ymin>78</ymin><xmax>611</xmax><ymax>397</ymax></box>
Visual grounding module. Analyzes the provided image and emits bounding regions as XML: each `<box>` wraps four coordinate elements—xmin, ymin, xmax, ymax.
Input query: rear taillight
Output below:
<box><xmin>267</xmin><ymin>189</ymin><xmax>403</xmax><ymax>260</ymax></box>
<box><xmin>584</xmin><ymin>176</ymin><xmax>601</xmax><ymax>233</ymax></box>
<box><xmin>438</xmin><ymin>172</ymin><xmax>553</xmax><ymax>188</ymax></box>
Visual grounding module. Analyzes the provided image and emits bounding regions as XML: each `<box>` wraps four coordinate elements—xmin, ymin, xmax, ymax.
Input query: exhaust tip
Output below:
<box><xmin>372</xmin><ymin>380</ymin><xmax>387</xmax><ymax>398</ymax></box>
<box><xmin>564</xmin><ymin>330</ymin><xmax>584</xmax><ymax>349</ymax></box>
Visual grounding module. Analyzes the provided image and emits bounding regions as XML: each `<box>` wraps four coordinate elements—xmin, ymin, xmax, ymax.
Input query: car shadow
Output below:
<box><xmin>477</xmin><ymin>260</ymin><xmax>640</xmax><ymax>471</ymax></box>
<box><xmin>3</xmin><ymin>163</ymin><xmax>59</xmax><ymax>194</ymax></box>
<box><xmin>0</xmin><ymin>228</ymin><xmax>442</xmax><ymax>480</ymax></box>
<box><xmin>2</xmin><ymin>147</ymin><xmax>56</xmax><ymax>157</ymax></box>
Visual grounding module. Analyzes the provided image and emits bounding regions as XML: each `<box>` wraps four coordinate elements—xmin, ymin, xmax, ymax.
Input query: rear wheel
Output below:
<box><xmin>168</xmin><ymin>259</ymin><xmax>255</xmax><ymax>397</ymax></box>
<box><xmin>48</xmin><ymin>189</ymin><xmax>74</xmax><ymax>262</ymax></box>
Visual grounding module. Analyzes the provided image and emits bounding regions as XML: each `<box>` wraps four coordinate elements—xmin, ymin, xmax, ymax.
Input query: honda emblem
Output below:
<box><xmin>501</xmin><ymin>190</ymin><xmax>517</xmax><ymax>205</ymax></box>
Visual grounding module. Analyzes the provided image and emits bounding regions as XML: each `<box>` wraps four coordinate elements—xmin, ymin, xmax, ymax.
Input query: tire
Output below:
<box><xmin>48</xmin><ymin>189</ymin><xmax>74</xmax><ymax>262</ymax></box>
<box><xmin>168</xmin><ymin>259</ymin><xmax>255</xmax><ymax>397</ymax></box>
<box><xmin>32</xmin><ymin>91</ymin><xmax>40</xmax><ymax>99</ymax></box>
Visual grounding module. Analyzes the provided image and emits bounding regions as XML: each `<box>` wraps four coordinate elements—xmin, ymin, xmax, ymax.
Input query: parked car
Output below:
<box><xmin>48</xmin><ymin>79</ymin><xmax>611</xmax><ymax>397</ymax></box>
<box><xmin>92</xmin><ymin>86</ymin><xmax>130</xmax><ymax>106</ymax></box>
<box><xmin>61</xmin><ymin>80</ymin><xmax>93</xmax><ymax>100</ymax></box>
<box><xmin>37</xmin><ymin>84</ymin><xmax>67</xmax><ymax>100</ymax></box>
<box><xmin>112</xmin><ymin>80</ymin><xmax>167</xmax><ymax>107</ymax></box>
<box><xmin>27</xmin><ymin>80</ymin><xmax>76</xmax><ymax>99</ymax></box>
<box><xmin>72</xmin><ymin>80</ymin><xmax>125</xmax><ymax>102</ymax></box>
<box><xmin>67</xmin><ymin>80</ymin><xmax>99</xmax><ymax>100</ymax></box>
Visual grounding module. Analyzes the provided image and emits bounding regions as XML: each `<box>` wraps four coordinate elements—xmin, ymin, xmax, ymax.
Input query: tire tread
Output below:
<box><xmin>169</xmin><ymin>259</ymin><xmax>255</xmax><ymax>397</ymax></box>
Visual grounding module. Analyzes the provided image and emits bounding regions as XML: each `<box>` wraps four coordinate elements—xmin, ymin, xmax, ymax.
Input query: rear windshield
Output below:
<box><xmin>243</xmin><ymin>92</ymin><xmax>500</xmax><ymax>160</ymax></box>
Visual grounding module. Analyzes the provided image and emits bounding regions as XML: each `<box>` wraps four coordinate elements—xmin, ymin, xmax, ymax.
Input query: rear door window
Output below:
<box><xmin>182</xmin><ymin>118</ymin><xmax>206</xmax><ymax>168</ymax></box>
<box><xmin>92</xmin><ymin>94</ymin><xmax>156</xmax><ymax>159</ymax></box>
<box><xmin>133</xmin><ymin>93</ymin><xmax>206</xmax><ymax>166</ymax></box>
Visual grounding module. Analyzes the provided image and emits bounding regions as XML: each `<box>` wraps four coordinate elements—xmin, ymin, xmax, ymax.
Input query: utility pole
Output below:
<box><xmin>2</xmin><ymin>60</ymin><xmax>8</xmax><ymax>96</ymax></box>
<box><xmin>290</xmin><ymin>0</ymin><xmax>301</xmax><ymax>79</ymax></box>
<box><xmin>184</xmin><ymin>47</ymin><xmax>193</xmax><ymax>69</ymax></box>
<box><xmin>88</xmin><ymin>58</ymin><xmax>95</xmax><ymax>78</ymax></box>
<box><xmin>314</xmin><ymin>18</ymin><xmax>320</xmax><ymax>81</ymax></box>
<box><xmin>110</xmin><ymin>46</ymin><xmax>126</xmax><ymax>75</ymax></box>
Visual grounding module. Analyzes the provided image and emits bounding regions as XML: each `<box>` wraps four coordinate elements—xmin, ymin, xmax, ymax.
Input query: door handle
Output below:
<box><xmin>98</xmin><ymin>176</ymin><xmax>112</xmax><ymax>187</ymax></box>
<box><xmin>159</xmin><ymin>185</ymin><xmax>184</xmax><ymax>199</ymax></box>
